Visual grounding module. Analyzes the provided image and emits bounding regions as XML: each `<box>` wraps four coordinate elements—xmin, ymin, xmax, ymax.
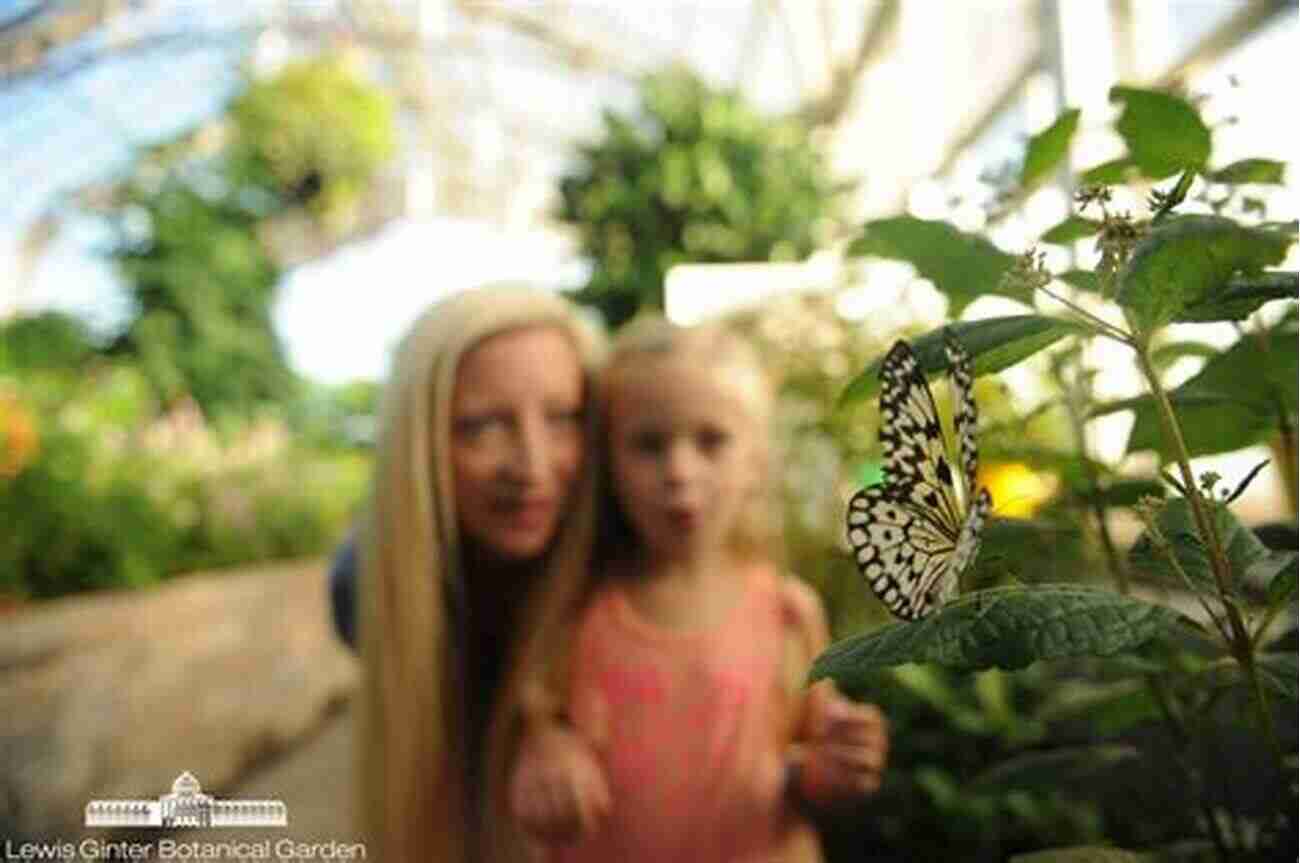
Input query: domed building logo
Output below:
<box><xmin>85</xmin><ymin>772</ymin><xmax>287</xmax><ymax>828</ymax></box>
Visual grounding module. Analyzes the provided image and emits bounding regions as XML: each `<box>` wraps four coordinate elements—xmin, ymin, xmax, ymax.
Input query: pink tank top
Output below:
<box><xmin>554</xmin><ymin>565</ymin><xmax>815</xmax><ymax>863</ymax></box>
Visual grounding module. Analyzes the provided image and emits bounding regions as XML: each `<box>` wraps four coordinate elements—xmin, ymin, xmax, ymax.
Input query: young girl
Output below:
<box><xmin>513</xmin><ymin>317</ymin><xmax>884</xmax><ymax>862</ymax></box>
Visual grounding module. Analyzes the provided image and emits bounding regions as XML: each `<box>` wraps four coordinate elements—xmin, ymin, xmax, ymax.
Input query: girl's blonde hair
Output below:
<box><xmin>357</xmin><ymin>283</ymin><xmax>605</xmax><ymax>863</ymax></box>
<box><xmin>597</xmin><ymin>315</ymin><xmax>780</xmax><ymax>566</ymax></box>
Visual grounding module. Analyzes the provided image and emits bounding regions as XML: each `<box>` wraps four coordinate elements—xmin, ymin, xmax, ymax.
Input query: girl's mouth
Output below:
<box><xmin>666</xmin><ymin>507</ymin><xmax>699</xmax><ymax>530</ymax></box>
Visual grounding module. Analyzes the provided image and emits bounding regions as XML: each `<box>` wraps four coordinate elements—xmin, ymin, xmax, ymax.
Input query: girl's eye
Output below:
<box><xmin>697</xmin><ymin>427</ymin><xmax>730</xmax><ymax>454</ymax></box>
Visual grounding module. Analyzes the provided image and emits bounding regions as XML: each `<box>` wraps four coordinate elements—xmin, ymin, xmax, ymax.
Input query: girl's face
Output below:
<box><xmin>450</xmin><ymin>325</ymin><xmax>585</xmax><ymax>561</ymax></box>
<box><xmin>607</xmin><ymin>359</ymin><xmax>759</xmax><ymax>563</ymax></box>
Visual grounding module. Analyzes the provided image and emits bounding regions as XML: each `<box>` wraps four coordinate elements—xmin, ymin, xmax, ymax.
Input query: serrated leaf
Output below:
<box><xmin>810</xmin><ymin>586</ymin><xmax>1179</xmax><ymax>684</ymax></box>
<box><xmin>1207</xmin><ymin>158</ymin><xmax>1286</xmax><ymax>185</ymax></box>
<box><xmin>1080</xmin><ymin>158</ymin><xmax>1134</xmax><ymax>186</ymax></box>
<box><xmin>1175</xmin><ymin>271</ymin><xmax>1297</xmax><ymax>322</ymax></box>
<box><xmin>1128</xmin><ymin>498</ymin><xmax>1272</xmax><ymax>594</ymax></box>
<box><xmin>1021</xmin><ymin>108</ymin><xmax>1080</xmax><ymax>192</ymax></box>
<box><xmin>1110</xmin><ymin>86</ymin><xmax>1211</xmax><ymax>179</ymax></box>
<box><xmin>1256</xmin><ymin>652</ymin><xmax>1298</xmax><ymax>702</ymax></box>
<box><xmin>1041</xmin><ymin>215</ymin><xmax>1102</xmax><ymax>245</ymax></box>
<box><xmin>1116</xmin><ymin>215</ymin><xmax>1295</xmax><ymax>332</ymax></box>
<box><xmin>1012</xmin><ymin>847</ymin><xmax>1152</xmax><ymax>863</ymax></box>
<box><xmin>1118</xmin><ymin>318</ymin><xmax>1298</xmax><ymax>459</ymax></box>
<box><xmin>839</xmin><ymin>315</ymin><xmax>1080</xmax><ymax>407</ymax></box>
<box><xmin>847</xmin><ymin>217</ymin><xmax>1019</xmax><ymax>315</ymax></box>
<box><xmin>969</xmin><ymin>743</ymin><xmax>1139</xmax><ymax>792</ymax></box>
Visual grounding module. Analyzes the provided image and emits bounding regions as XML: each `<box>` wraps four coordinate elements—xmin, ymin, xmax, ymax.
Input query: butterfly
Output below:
<box><xmin>846</xmin><ymin>333</ymin><xmax>993</xmax><ymax>621</ymax></box>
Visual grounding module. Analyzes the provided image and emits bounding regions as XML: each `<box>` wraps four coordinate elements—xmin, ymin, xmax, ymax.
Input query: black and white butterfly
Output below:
<box><xmin>846</xmin><ymin>334</ymin><xmax>993</xmax><ymax>621</ymax></box>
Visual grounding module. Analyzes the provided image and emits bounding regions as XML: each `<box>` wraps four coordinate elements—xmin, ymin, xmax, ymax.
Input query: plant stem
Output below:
<box><xmin>1269</xmin><ymin>409</ymin><xmax>1298</xmax><ymax>518</ymax></box>
<box><xmin>1038</xmin><ymin>285</ymin><xmax>1133</xmax><ymax>344</ymax></box>
<box><xmin>1134</xmin><ymin>343</ymin><xmax>1285</xmax><ymax>762</ymax></box>
<box><xmin>1133</xmin><ymin>347</ymin><xmax>1238</xmax><ymax>622</ymax></box>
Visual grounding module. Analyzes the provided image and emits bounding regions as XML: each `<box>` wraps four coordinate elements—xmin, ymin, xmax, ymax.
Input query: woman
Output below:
<box><xmin>356</xmin><ymin>283</ymin><xmax>607</xmax><ymax>862</ymax></box>
<box><xmin>353</xmin><ymin>283</ymin><xmax>887</xmax><ymax>862</ymax></box>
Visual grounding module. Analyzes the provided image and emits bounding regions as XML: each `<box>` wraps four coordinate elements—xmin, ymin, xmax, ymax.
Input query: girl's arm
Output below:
<box><xmin>511</xmin><ymin>681</ymin><xmax>611</xmax><ymax>844</ymax></box>
<box><xmin>778</xmin><ymin>577</ymin><xmax>889</xmax><ymax>810</ymax></box>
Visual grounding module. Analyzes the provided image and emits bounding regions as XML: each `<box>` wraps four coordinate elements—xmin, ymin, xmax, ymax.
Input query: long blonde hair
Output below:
<box><xmin>357</xmin><ymin>284</ymin><xmax>605</xmax><ymax>863</ymax></box>
<box><xmin>596</xmin><ymin>315</ymin><xmax>780</xmax><ymax>567</ymax></box>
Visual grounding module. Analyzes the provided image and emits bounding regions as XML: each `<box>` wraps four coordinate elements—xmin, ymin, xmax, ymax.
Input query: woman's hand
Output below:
<box><xmin>510</xmin><ymin>718</ymin><xmax>611</xmax><ymax>844</ymax></box>
<box><xmin>793</xmin><ymin>679</ymin><xmax>889</xmax><ymax>806</ymax></box>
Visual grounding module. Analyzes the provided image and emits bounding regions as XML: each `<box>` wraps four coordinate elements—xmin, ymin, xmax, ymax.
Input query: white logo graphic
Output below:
<box><xmin>84</xmin><ymin>771</ymin><xmax>287</xmax><ymax>828</ymax></box>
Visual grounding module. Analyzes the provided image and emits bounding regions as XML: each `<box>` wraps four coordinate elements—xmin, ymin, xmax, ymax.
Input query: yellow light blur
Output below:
<box><xmin>977</xmin><ymin>461</ymin><xmax>1059</xmax><ymax>519</ymax></box>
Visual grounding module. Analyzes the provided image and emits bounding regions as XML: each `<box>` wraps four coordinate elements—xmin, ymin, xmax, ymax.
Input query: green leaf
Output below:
<box><xmin>1206</xmin><ymin>158</ymin><xmax>1286</xmax><ymax>185</ymax></box>
<box><xmin>1080</xmin><ymin>158</ymin><xmax>1134</xmax><ymax>186</ymax></box>
<box><xmin>847</xmin><ymin>217</ymin><xmax>1019</xmax><ymax>315</ymax></box>
<box><xmin>1041</xmin><ymin>215</ymin><xmax>1102</xmax><ymax>245</ymax></box>
<box><xmin>839</xmin><ymin>315</ymin><xmax>1080</xmax><ymax>407</ymax></box>
<box><xmin>1263</xmin><ymin>553</ymin><xmax>1297</xmax><ymax>605</ymax></box>
<box><xmin>809</xmin><ymin>586</ymin><xmax>1178</xmax><ymax>682</ymax></box>
<box><xmin>1109</xmin><ymin>86</ymin><xmax>1211</xmax><ymax>178</ymax></box>
<box><xmin>969</xmin><ymin>743</ymin><xmax>1139</xmax><ymax>793</ymax></box>
<box><xmin>1256</xmin><ymin>652</ymin><xmax>1298</xmax><ymax>702</ymax></box>
<box><xmin>1020</xmin><ymin>108</ymin><xmax>1080</xmax><ymax>192</ymax></box>
<box><xmin>1011</xmin><ymin>847</ymin><xmax>1152</xmax><ymax>863</ymax></box>
<box><xmin>1149</xmin><ymin>340</ymin><xmax>1221</xmax><ymax>370</ymax></box>
<box><xmin>1175</xmin><ymin>271</ymin><xmax>1297</xmax><ymax>322</ymax></box>
<box><xmin>1127</xmin><ymin>498</ymin><xmax>1272</xmax><ymax>594</ymax></box>
<box><xmin>1035</xmin><ymin>680</ymin><xmax>1162</xmax><ymax>735</ymax></box>
<box><xmin>1115</xmin><ymin>215</ymin><xmax>1295</xmax><ymax>333</ymax></box>
<box><xmin>967</xmin><ymin>518</ymin><xmax>1087</xmax><ymax>586</ymax></box>
<box><xmin>1073</xmin><ymin>479</ymin><xmax>1165</xmax><ymax>509</ymax></box>
<box><xmin>1116</xmin><ymin>317</ymin><xmax>1298</xmax><ymax>459</ymax></box>
<box><xmin>1057</xmin><ymin>269</ymin><xmax>1103</xmax><ymax>295</ymax></box>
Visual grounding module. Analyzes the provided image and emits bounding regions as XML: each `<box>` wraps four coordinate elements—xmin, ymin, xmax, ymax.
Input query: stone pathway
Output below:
<box><xmin>155</xmin><ymin>699</ymin><xmax>361</xmax><ymax>848</ymax></box>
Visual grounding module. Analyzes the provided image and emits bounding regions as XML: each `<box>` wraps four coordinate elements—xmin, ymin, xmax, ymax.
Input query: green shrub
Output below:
<box><xmin>559</xmin><ymin>66</ymin><xmax>845</xmax><ymax>327</ymax></box>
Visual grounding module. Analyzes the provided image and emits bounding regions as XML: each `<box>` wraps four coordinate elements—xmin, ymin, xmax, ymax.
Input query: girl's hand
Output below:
<box><xmin>510</xmin><ymin>719</ymin><xmax>611</xmax><ymax>844</ymax></box>
<box><xmin>794</xmin><ymin>679</ymin><xmax>889</xmax><ymax>806</ymax></box>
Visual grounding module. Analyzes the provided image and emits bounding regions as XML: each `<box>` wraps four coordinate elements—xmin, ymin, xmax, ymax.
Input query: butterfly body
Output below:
<box><xmin>847</xmin><ymin>335</ymin><xmax>992</xmax><ymax>621</ymax></box>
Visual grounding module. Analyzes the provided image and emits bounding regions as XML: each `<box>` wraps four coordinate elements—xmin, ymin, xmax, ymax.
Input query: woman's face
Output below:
<box><xmin>449</xmin><ymin>325</ymin><xmax>585</xmax><ymax>561</ymax></box>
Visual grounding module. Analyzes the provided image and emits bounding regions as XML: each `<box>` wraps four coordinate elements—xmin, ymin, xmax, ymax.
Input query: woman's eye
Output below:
<box><xmin>547</xmin><ymin>408</ymin><xmax>583</xmax><ymax>427</ymax></box>
<box><xmin>630</xmin><ymin>430</ymin><xmax>666</xmax><ymax>455</ymax></box>
<box><xmin>454</xmin><ymin>415</ymin><xmax>503</xmax><ymax>439</ymax></box>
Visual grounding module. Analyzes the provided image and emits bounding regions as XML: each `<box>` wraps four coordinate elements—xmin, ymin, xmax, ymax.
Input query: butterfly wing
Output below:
<box><xmin>944</xmin><ymin>333</ymin><xmax>980</xmax><ymax>504</ymax></box>
<box><xmin>848</xmin><ymin>340</ymin><xmax>972</xmax><ymax>620</ymax></box>
<box><xmin>876</xmin><ymin>340</ymin><xmax>964</xmax><ymax>536</ymax></box>
<box><xmin>847</xmin><ymin>484</ymin><xmax>963</xmax><ymax>620</ymax></box>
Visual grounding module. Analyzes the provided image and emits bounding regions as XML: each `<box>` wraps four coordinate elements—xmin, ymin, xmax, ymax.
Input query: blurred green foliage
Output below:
<box><xmin>559</xmin><ymin>66</ymin><xmax>845</xmax><ymax>327</ymax></box>
<box><xmin>108</xmin><ymin>180</ymin><xmax>294</xmax><ymax>415</ymax></box>
<box><xmin>1</xmin><ymin>54</ymin><xmax>393</xmax><ymax>600</ymax></box>
<box><xmin>0</xmin><ymin>353</ymin><xmax>371</xmax><ymax>600</ymax></box>
<box><xmin>227</xmin><ymin>54</ymin><xmax>396</xmax><ymax>228</ymax></box>
<box><xmin>825</xmin><ymin>83</ymin><xmax>1296</xmax><ymax>862</ymax></box>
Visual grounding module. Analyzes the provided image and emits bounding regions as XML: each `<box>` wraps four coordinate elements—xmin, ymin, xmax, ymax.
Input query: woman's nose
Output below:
<box><xmin>505</xmin><ymin>414</ymin><xmax>551</xmax><ymax>484</ymax></box>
